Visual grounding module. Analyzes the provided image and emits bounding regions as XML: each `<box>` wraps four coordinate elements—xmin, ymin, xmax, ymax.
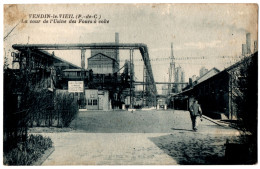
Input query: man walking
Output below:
<box><xmin>189</xmin><ymin>99</ymin><xmax>202</xmax><ymax>131</ymax></box>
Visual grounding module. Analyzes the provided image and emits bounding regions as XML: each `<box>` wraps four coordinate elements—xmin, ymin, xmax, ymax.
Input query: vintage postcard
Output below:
<box><xmin>3</xmin><ymin>3</ymin><xmax>258</xmax><ymax>165</ymax></box>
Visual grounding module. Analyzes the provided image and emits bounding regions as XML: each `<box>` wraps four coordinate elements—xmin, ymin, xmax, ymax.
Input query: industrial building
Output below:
<box><xmin>12</xmin><ymin>38</ymin><xmax>157</xmax><ymax>110</ymax></box>
<box><xmin>87</xmin><ymin>53</ymin><xmax>119</xmax><ymax>74</ymax></box>
<box><xmin>9</xmin><ymin>48</ymin><xmax>81</xmax><ymax>112</ymax></box>
<box><xmin>172</xmin><ymin>52</ymin><xmax>257</xmax><ymax>120</ymax></box>
<box><xmin>11</xmin><ymin>48</ymin><xmax>80</xmax><ymax>90</ymax></box>
<box><xmin>89</xmin><ymin>32</ymin><xmax>120</xmax><ymax>74</ymax></box>
<box><xmin>86</xmin><ymin>33</ymin><xmax>132</xmax><ymax>109</ymax></box>
<box><xmin>83</xmin><ymin>89</ymin><xmax>110</xmax><ymax>110</ymax></box>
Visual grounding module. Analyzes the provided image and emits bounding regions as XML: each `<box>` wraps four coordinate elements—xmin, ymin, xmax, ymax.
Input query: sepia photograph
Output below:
<box><xmin>2</xmin><ymin>2</ymin><xmax>258</xmax><ymax>165</ymax></box>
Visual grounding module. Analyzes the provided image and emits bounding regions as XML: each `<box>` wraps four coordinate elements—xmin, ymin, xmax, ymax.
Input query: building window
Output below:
<box><xmin>77</xmin><ymin>71</ymin><xmax>80</xmax><ymax>77</ymax></box>
<box><xmin>93</xmin><ymin>99</ymin><xmax>98</xmax><ymax>105</ymax></box>
<box><xmin>88</xmin><ymin>99</ymin><xmax>92</xmax><ymax>105</ymax></box>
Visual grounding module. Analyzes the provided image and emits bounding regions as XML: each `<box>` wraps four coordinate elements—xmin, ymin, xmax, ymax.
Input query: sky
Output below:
<box><xmin>3</xmin><ymin>4</ymin><xmax>258</xmax><ymax>93</ymax></box>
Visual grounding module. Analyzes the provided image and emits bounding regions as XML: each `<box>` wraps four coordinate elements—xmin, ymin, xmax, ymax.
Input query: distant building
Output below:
<box><xmin>175</xmin><ymin>66</ymin><xmax>185</xmax><ymax>93</ymax></box>
<box><xmin>175</xmin><ymin>67</ymin><xmax>181</xmax><ymax>83</ymax></box>
<box><xmin>196</xmin><ymin>67</ymin><xmax>220</xmax><ymax>84</ymax></box>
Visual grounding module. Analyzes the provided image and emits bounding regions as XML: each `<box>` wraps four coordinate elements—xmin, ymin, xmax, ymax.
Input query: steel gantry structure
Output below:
<box><xmin>12</xmin><ymin>43</ymin><xmax>158</xmax><ymax>108</ymax></box>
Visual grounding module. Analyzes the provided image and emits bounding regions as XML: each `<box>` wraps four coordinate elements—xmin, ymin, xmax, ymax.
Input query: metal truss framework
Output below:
<box><xmin>13</xmin><ymin>43</ymin><xmax>158</xmax><ymax>107</ymax></box>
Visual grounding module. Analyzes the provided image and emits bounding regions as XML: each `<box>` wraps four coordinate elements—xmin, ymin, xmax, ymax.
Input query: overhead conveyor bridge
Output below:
<box><xmin>13</xmin><ymin>43</ymin><xmax>158</xmax><ymax>107</ymax></box>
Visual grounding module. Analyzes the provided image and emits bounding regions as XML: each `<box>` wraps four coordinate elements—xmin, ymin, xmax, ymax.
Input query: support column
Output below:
<box><xmin>81</xmin><ymin>49</ymin><xmax>86</xmax><ymax>109</ymax></box>
<box><xmin>229</xmin><ymin>75</ymin><xmax>233</xmax><ymax>120</ymax></box>
<box><xmin>81</xmin><ymin>49</ymin><xmax>86</xmax><ymax>69</ymax></box>
<box><xmin>143</xmin><ymin>64</ymin><xmax>146</xmax><ymax>107</ymax></box>
<box><xmin>129</xmin><ymin>49</ymin><xmax>134</xmax><ymax>109</ymax></box>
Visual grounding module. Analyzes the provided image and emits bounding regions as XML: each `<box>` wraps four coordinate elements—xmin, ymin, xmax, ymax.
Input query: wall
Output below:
<box><xmin>85</xmin><ymin>89</ymin><xmax>110</xmax><ymax>110</ymax></box>
<box><xmin>98</xmin><ymin>90</ymin><xmax>110</xmax><ymax>110</ymax></box>
<box><xmin>85</xmin><ymin>89</ymin><xmax>99</xmax><ymax>110</ymax></box>
<box><xmin>88</xmin><ymin>54</ymin><xmax>114</xmax><ymax>74</ymax></box>
<box><xmin>194</xmin><ymin>72</ymin><xmax>230</xmax><ymax>119</ymax></box>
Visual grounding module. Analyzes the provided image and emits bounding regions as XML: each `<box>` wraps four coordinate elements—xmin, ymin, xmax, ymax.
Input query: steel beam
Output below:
<box><xmin>134</xmin><ymin>82</ymin><xmax>188</xmax><ymax>85</ymax></box>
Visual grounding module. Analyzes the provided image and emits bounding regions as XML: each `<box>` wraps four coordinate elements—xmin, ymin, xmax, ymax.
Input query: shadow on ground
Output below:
<box><xmin>171</xmin><ymin>128</ymin><xmax>194</xmax><ymax>132</ymax></box>
<box><xmin>149</xmin><ymin>133</ymin><xmax>239</xmax><ymax>165</ymax></box>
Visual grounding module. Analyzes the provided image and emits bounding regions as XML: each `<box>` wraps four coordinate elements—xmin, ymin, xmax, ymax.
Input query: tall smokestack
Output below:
<box><xmin>242</xmin><ymin>44</ymin><xmax>247</xmax><ymax>56</ymax></box>
<box><xmin>171</xmin><ymin>42</ymin><xmax>174</xmax><ymax>59</ymax></box>
<box><xmin>181</xmin><ymin>71</ymin><xmax>185</xmax><ymax>89</ymax></box>
<box><xmin>254</xmin><ymin>40</ymin><xmax>258</xmax><ymax>53</ymax></box>
<box><xmin>246</xmin><ymin>33</ymin><xmax>251</xmax><ymax>54</ymax></box>
<box><xmin>115</xmin><ymin>32</ymin><xmax>119</xmax><ymax>44</ymax></box>
<box><xmin>115</xmin><ymin>32</ymin><xmax>119</xmax><ymax>72</ymax></box>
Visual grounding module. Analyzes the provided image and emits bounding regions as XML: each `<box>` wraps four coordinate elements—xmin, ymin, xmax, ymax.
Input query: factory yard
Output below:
<box><xmin>31</xmin><ymin>110</ymin><xmax>241</xmax><ymax>165</ymax></box>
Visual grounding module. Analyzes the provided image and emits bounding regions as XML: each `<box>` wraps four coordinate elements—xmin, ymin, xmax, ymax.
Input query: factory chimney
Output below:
<box><xmin>254</xmin><ymin>40</ymin><xmax>258</xmax><ymax>53</ymax></box>
<box><xmin>242</xmin><ymin>44</ymin><xmax>247</xmax><ymax>56</ymax></box>
<box><xmin>115</xmin><ymin>32</ymin><xmax>119</xmax><ymax>44</ymax></box>
<box><xmin>246</xmin><ymin>33</ymin><xmax>251</xmax><ymax>54</ymax></box>
<box><xmin>115</xmin><ymin>32</ymin><xmax>120</xmax><ymax>72</ymax></box>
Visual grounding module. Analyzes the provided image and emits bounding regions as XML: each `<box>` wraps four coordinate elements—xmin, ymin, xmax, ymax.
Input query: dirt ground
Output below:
<box><xmin>30</xmin><ymin>110</ymin><xmax>241</xmax><ymax>165</ymax></box>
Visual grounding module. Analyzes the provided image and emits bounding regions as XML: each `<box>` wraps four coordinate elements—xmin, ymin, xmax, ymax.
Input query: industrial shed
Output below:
<box><xmin>173</xmin><ymin>53</ymin><xmax>257</xmax><ymax>120</ymax></box>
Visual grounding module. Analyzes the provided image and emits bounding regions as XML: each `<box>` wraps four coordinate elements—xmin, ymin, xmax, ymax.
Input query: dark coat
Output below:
<box><xmin>189</xmin><ymin>103</ymin><xmax>202</xmax><ymax>117</ymax></box>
